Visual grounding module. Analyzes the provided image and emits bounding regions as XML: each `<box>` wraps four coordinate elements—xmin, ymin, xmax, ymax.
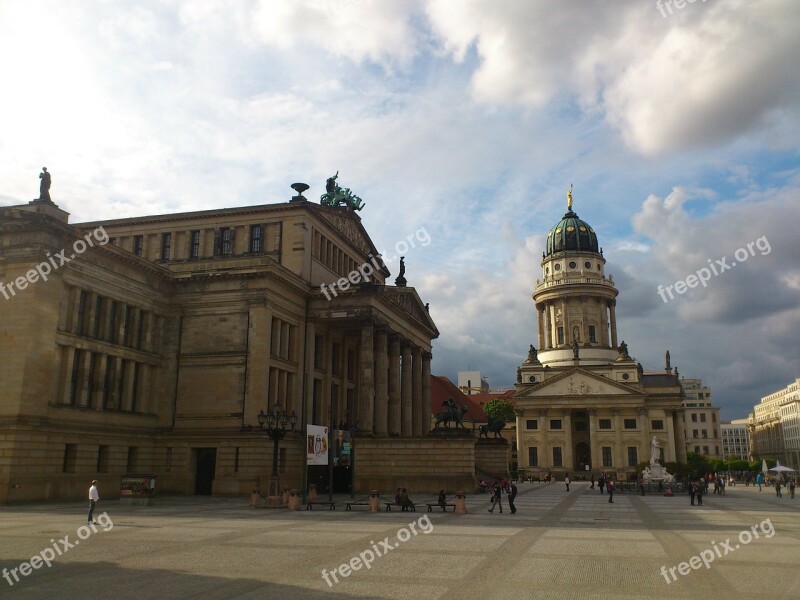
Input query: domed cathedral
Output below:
<box><xmin>514</xmin><ymin>187</ymin><xmax>687</xmax><ymax>480</ymax></box>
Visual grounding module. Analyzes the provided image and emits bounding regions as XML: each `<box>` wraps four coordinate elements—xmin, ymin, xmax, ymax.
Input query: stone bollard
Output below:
<box><xmin>308</xmin><ymin>484</ymin><xmax>318</xmax><ymax>502</ymax></box>
<box><xmin>369</xmin><ymin>489</ymin><xmax>380</xmax><ymax>512</ymax></box>
<box><xmin>250</xmin><ymin>488</ymin><xmax>261</xmax><ymax>508</ymax></box>
<box><xmin>281</xmin><ymin>488</ymin><xmax>290</xmax><ymax>505</ymax></box>
<box><xmin>455</xmin><ymin>491</ymin><xmax>467</xmax><ymax>514</ymax></box>
<box><xmin>287</xmin><ymin>489</ymin><xmax>301</xmax><ymax>510</ymax></box>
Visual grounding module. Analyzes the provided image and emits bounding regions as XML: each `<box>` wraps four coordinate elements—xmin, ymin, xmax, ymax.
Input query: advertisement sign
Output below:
<box><xmin>120</xmin><ymin>475</ymin><xmax>156</xmax><ymax>498</ymax></box>
<box><xmin>307</xmin><ymin>425</ymin><xmax>329</xmax><ymax>465</ymax></box>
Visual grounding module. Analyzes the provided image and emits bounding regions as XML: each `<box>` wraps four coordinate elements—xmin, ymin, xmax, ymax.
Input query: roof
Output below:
<box><xmin>642</xmin><ymin>373</ymin><xmax>681</xmax><ymax>387</ymax></box>
<box><xmin>546</xmin><ymin>209</ymin><xmax>600</xmax><ymax>256</ymax></box>
<box><xmin>430</xmin><ymin>376</ymin><xmax>514</xmax><ymax>421</ymax></box>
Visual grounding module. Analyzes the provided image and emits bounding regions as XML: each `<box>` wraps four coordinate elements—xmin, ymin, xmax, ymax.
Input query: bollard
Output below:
<box><xmin>250</xmin><ymin>488</ymin><xmax>261</xmax><ymax>508</ymax></box>
<box><xmin>369</xmin><ymin>489</ymin><xmax>380</xmax><ymax>512</ymax></box>
<box><xmin>287</xmin><ymin>489</ymin><xmax>301</xmax><ymax>510</ymax></box>
<box><xmin>282</xmin><ymin>488</ymin><xmax>290</xmax><ymax>505</ymax></box>
<box><xmin>455</xmin><ymin>491</ymin><xmax>467</xmax><ymax>514</ymax></box>
<box><xmin>308</xmin><ymin>484</ymin><xmax>318</xmax><ymax>502</ymax></box>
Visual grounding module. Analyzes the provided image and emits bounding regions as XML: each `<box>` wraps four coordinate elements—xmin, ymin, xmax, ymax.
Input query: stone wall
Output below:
<box><xmin>475</xmin><ymin>438</ymin><xmax>511</xmax><ymax>479</ymax></box>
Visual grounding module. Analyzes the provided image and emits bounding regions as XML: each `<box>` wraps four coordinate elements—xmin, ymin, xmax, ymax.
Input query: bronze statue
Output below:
<box><xmin>479</xmin><ymin>415</ymin><xmax>506</xmax><ymax>439</ymax></box>
<box><xmin>320</xmin><ymin>171</ymin><xmax>365</xmax><ymax>210</ymax></box>
<box><xmin>572</xmin><ymin>339</ymin><xmax>580</xmax><ymax>359</ymax></box>
<box><xmin>516</xmin><ymin>367</ymin><xmax>522</xmax><ymax>383</ymax></box>
<box><xmin>395</xmin><ymin>257</ymin><xmax>407</xmax><ymax>287</ymax></box>
<box><xmin>527</xmin><ymin>344</ymin><xmax>538</xmax><ymax>363</ymax></box>
<box><xmin>619</xmin><ymin>340</ymin><xmax>628</xmax><ymax>356</ymax></box>
<box><xmin>39</xmin><ymin>167</ymin><xmax>51</xmax><ymax>201</ymax></box>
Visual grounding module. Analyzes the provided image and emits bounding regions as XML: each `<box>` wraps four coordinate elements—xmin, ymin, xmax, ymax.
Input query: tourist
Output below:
<box><xmin>789</xmin><ymin>479</ymin><xmax>796</xmax><ymax>499</ymax></box>
<box><xmin>695</xmin><ymin>480</ymin><xmax>704</xmax><ymax>506</ymax></box>
<box><xmin>607</xmin><ymin>479</ymin><xmax>614</xmax><ymax>503</ymax></box>
<box><xmin>639</xmin><ymin>477</ymin><xmax>645</xmax><ymax>496</ymax></box>
<box><xmin>508</xmin><ymin>481</ymin><xmax>518</xmax><ymax>514</ymax></box>
<box><xmin>488</xmin><ymin>482</ymin><xmax>503</xmax><ymax>513</ymax></box>
<box><xmin>565</xmin><ymin>474</ymin><xmax>570</xmax><ymax>492</ymax></box>
<box><xmin>437</xmin><ymin>489</ymin><xmax>447</xmax><ymax>511</ymax></box>
<box><xmin>88</xmin><ymin>480</ymin><xmax>100</xmax><ymax>524</ymax></box>
<box><xmin>599</xmin><ymin>473</ymin><xmax>605</xmax><ymax>495</ymax></box>
<box><xmin>775</xmin><ymin>480</ymin><xmax>782</xmax><ymax>498</ymax></box>
<box><xmin>399</xmin><ymin>488</ymin><xmax>413</xmax><ymax>511</ymax></box>
<box><xmin>590</xmin><ymin>474</ymin><xmax>595</xmax><ymax>490</ymax></box>
<box><xmin>394</xmin><ymin>488</ymin><xmax>402</xmax><ymax>505</ymax></box>
<box><xmin>689</xmin><ymin>482</ymin><xmax>696</xmax><ymax>506</ymax></box>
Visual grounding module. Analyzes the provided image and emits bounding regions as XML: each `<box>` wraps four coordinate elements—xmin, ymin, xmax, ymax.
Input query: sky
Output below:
<box><xmin>1</xmin><ymin>0</ymin><xmax>799</xmax><ymax>420</ymax></box>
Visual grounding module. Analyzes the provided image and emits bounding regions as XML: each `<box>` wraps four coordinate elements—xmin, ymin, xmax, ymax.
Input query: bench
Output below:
<box><xmin>384</xmin><ymin>502</ymin><xmax>415</xmax><ymax>512</ymax></box>
<box><xmin>305</xmin><ymin>501</ymin><xmax>336</xmax><ymax>510</ymax></box>
<box><xmin>426</xmin><ymin>502</ymin><xmax>456</xmax><ymax>512</ymax></box>
<box><xmin>345</xmin><ymin>501</ymin><xmax>371</xmax><ymax>511</ymax></box>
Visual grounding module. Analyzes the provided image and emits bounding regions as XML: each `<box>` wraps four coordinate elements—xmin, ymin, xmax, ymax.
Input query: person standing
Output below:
<box><xmin>607</xmin><ymin>480</ymin><xmax>614</xmax><ymax>503</ymax></box>
<box><xmin>775</xmin><ymin>480</ymin><xmax>782</xmax><ymax>498</ymax></box>
<box><xmin>508</xmin><ymin>482</ymin><xmax>518</xmax><ymax>514</ymax></box>
<box><xmin>689</xmin><ymin>482</ymin><xmax>696</xmax><ymax>506</ymax></box>
<box><xmin>565</xmin><ymin>474</ymin><xmax>570</xmax><ymax>492</ymax></box>
<box><xmin>488</xmin><ymin>482</ymin><xmax>503</xmax><ymax>513</ymax></box>
<box><xmin>599</xmin><ymin>473</ymin><xmax>605</xmax><ymax>495</ymax></box>
<box><xmin>88</xmin><ymin>480</ymin><xmax>99</xmax><ymax>524</ymax></box>
<box><xmin>695</xmin><ymin>480</ymin><xmax>704</xmax><ymax>506</ymax></box>
<box><xmin>789</xmin><ymin>479</ymin><xmax>796</xmax><ymax>499</ymax></box>
<box><xmin>590</xmin><ymin>474</ymin><xmax>595</xmax><ymax>490</ymax></box>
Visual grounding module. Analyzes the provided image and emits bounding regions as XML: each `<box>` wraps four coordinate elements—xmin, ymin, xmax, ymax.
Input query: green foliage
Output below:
<box><xmin>482</xmin><ymin>399</ymin><xmax>515</xmax><ymax>422</ymax></box>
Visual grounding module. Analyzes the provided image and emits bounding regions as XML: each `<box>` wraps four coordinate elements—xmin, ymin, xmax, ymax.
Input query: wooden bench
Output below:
<box><xmin>384</xmin><ymin>502</ymin><xmax>415</xmax><ymax>512</ymax></box>
<box><xmin>426</xmin><ymin>502</ymin><xmax>456</xmax><ymax>512</ymax></box>
<box><xmin>345</xmin><ymin>501</ymin><xmax>371</xmax><ymax>511</ymax></box>
<box><xmin>305</xmin><ymin>501</ymin><xmax>336</xmax><ymax>510</ymax></box>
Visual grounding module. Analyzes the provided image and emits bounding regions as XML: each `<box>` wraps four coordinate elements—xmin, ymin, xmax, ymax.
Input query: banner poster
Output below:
<box><xmin>307</xmin><ymin>424</ymin><xmax>329</xmax><ymax>465</ymax></box>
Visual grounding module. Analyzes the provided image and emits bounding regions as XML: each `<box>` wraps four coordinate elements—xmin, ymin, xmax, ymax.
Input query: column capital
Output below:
<box><xmin>422</xmin><ymin>351</ymin><xmax>433</xmax><ymax>361</ymax></box>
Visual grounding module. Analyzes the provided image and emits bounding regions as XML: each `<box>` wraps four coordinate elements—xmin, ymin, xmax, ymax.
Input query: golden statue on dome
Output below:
<box><xmin>567</xmin><ymin>183</ymin><xmax>573</xmax><ymax>210</ymax></box>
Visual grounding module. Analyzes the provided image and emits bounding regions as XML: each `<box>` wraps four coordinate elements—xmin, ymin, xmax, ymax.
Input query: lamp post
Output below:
<box><xmin>257</xmin><ymin>402</ymin><xmax>297</xmax><ymax>506</ymax></box>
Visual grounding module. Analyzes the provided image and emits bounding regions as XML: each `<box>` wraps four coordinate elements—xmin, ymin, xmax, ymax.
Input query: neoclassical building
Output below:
<box><xmin>515</xmin><ymin>193</ymin><xmax>686</xmax><ymax>479</ymax></box>
<box><xmin>0</xmin><ymin>178</ymin><xmax>438</xmax><ymax>502</ymax></box>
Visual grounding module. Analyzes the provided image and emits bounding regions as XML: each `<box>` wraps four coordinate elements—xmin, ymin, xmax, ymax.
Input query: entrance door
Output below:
<box><xmin>574</xmin><ymin>442</ymin><xmax>591</xmax><ymax>472</ymax></box>
<box><xmin>194</xmin><ymin>448</ymin><xmax>216</xmax><ymax>495</ymax></box>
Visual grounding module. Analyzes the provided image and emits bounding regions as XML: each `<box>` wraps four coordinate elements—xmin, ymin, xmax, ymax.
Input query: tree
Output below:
<box><xmin>482</xmin><ymin>398</ymin><xmax>515</xmax><ymax>423</ymax></box>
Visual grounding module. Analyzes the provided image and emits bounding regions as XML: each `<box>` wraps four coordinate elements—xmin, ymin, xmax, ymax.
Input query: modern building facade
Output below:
<box><xmin>749</xmin><ymin>378</ymin><xmax>800</xmax><ymax>469</ymax></box>
<box><xmin>514</xmin><ymin>192</ymin><xmax>686</xmax><ymax>479</ymax></box>
<box><xmin>0</xmin><ymin>181</ymin><xmax>438</xmax><ymax>503</ymax></box>
<box><xmin>720</xmin><ymin>418</ymin><xmax>750</xmax><ymax>460</ymax></box>
<box><xmin>680</xmin><ymin>377</ymin><xmax>722</xmax><ymax>458</ymax></box>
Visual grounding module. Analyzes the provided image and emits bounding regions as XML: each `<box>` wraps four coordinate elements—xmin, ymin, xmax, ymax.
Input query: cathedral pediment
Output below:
<box><xmin>517</xmin><ymin>368</ymin><xmax>642</xmax><ymax>398</ymax></box>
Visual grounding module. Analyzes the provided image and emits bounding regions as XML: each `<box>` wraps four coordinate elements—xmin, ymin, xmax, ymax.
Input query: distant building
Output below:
<box><xmin>749</xmin><ymin>378</ymin><xmax>800</xmax><ymax>469</ymax></box>
<box><xmin>458</xmin><ymin>371</ymin><xmax>489</xmax><ymax>395</ymax></box>
<box><xmin>681</xmin><ymin>377</ymin><xmax>722</xmax><ymax>458</ymax></box>
<box><xmin>720</xmin><ymin>418</ymin><xmax>750</xmax><ymax>460</ymax></box>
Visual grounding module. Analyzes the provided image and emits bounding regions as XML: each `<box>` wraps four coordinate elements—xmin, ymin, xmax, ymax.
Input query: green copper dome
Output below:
<box><xmin>546</xmin><ymin>209</ymin><xmax>599</xmax><ymax>256</ymax></box>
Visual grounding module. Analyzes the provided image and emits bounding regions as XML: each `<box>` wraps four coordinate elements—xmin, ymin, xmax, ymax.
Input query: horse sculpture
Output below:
<box><xmin>434</xmin><ymin>405</ymin><xmax>468</xmax><ymax>429</ymax></box>
<box><xmin>479</xmin><ymin>415</ymin><xmax>506</xmax><ymax>439</ymax></box>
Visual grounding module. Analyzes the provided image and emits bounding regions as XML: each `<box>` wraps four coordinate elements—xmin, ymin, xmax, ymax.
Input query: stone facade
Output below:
<box><xmin>0</xmin><ymin>192</ymin><xmax>438</xmax><ymax>503</ymax></box>
<box><xmin>749</xmin><ymin>377</ymin><xmax>800</xmax><ymax>469</ymax></box>
<box><xmin>680</xmin><ymin>377</ymin><xmax>722</xmax><ymax>458</ymax></box>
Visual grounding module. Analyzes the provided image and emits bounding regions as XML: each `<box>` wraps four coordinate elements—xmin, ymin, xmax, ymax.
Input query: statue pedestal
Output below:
<box><xmin>649</xmin><ymin>464</ymin><xmax>664</xmax><ymax>480</ymax></box>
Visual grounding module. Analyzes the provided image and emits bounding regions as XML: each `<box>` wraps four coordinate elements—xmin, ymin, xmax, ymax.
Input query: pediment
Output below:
<box><xmin>314</xmin><ymin>206</ymin><xmax>375</xmax><ymax>257</ymax></box>
<box><xmin>517</xmin><ymin>368</ymin><xmax>641</xmax><ymax>398</ymax></box>
<box><xmin>380</xmin><ymin>287</ymin><xmax>438</xmax><ymax>336</ymax></box>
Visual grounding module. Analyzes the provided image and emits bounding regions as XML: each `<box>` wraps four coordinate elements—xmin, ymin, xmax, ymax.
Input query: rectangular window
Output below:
<box><xmin>161</xmin><ymin>233</ymin><xmax>171</xmax><ymax>261</ymax></box>
<box><xmin>691</xmin><ymin>413</ymin><xmax>697</xmax><ymax>422</ymax></box>
<box><xmin>127</xmin><ymin>447</ymin><xmax>138</xmax><ymax>473</ymax></box>
<box><xmin>575</xmin><ymin>420</ymin><xmax>588</xmax><ymax>432</ymax></box>
<box><xmin>693</xmin><ymin>429</ymin><xmax>699</xmax><ymax>438</ymax></box>
<box><xmin>651</xmin><ymin>419</ymin><xmax>664</xmax><ymax>430</ymax></box>
<box><xmin>715</xmin><ymin>446</ymin><xmax>719</xmax><ymax>455</ymax></box>
<box><xmin>221</xmin><ymin>227</ymin><xmax>233</xmax><ymax>256</ymax></box>
<box><xmin>702</xmin><ymin>430</ymin><xmax>707</xmax><ymax>438</ymax></box>
<box><xmin>588</xmin><ymin>325</ymin><xmax>596</xmax><ymax>343</ymax></box>
<box><xmin>250</xmin><ymin>225</ymin><xmax>263</xmax><ymax>253</ymax></box>
<box><xmin>712</xmin><ymin>414</ymin><xmax>716</xmax><ymax>422</ymax></box>
<box><xmin>602</xmin><ymin>446</ymin><xmax>612</xmax><ymax>467</ymax></box>
<box><xmin>63</xmin><ymin>444</ymin><xmax>77</xmax><ymax>473</ymax></box>
<box><xmin>695</xmin><ymin>446</ymin><xmax>700</xmax><ymax>454</ymax></box>
<box><xmin>552</xmin><ymin>447</ymin><xmax>562</xmax><ymax>467</ymax></box>
<box><xmin>627</xmin><ymin>446</ymin><xmax>638</xmax><ymax>467</ymax></box>
<box><xmin>557</xmin><ymin>327</ymin><xmax>564</xmax><ymax>345</ymax></box>
<box><xmin>624</xmin><ymin>418</ymin><xmax>637</xmax><ymax>429</ymax></box>
<box><xmin>133</xmin><ymin>235</ymin><xmax>143</xmax><ymax>257</ymax></box>
<box><xmin>190</xmin><ymin>230</ymin><xmax>201</xmax><ymax>259</ymax></box>
<box><xmin>234</xmin><ymin>447</ymin><xmax>240</xmax><ymax>473</ymax></box>
<box><xmin>528</xmin><ymin>447</ymin><xmax>538</xmax><ymax>466</ymax></box>
<box><xmin>76</xmin><ymin>290</ymin><xmax>88</xmax><ymax>335</ymax></box>
<box><xmin>703</xmin><ymin>446</ymin><xmax>709</xmax><ymax>455</ymax></box>
<box><xmin>599</xmin><ymin>418</ymin><xmax>612</xmax><ymax>429</ymax></box>
<box><xmin>550</xmin><ymin>419</ymin><xmax>562</xmax><ymax>430</ymax></box>
<box><xmin>700</xmin><ymin>413</ymin><xmax>706</xmax><ymax>422</ymax></box>
<box><xmin>97</xmin><ymin>445</ymin><xmax>109</xmax><ymax>473</ymax></box>
<box><xmin>93</xmin><ymin>296</ymin><xmax>105</xmax><ymax>339</ymax></box>
<box><xmin>526</xmin><ymin>419</ymin><xmax>538</xmax><ymax>430</ymax></box>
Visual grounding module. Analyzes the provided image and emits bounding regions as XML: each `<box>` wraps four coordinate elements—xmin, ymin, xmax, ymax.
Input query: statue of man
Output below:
<box><xmin>527</xmin><ymin>344</ymin><xmax>537</xmax><ymax>363</ymax></box>
<box><xmin>39</xmin><ymin>167</ymin><xmax>51</xmax><ymax>201</ymax></box>
<box><xmin>572</xmin><ymin>339</ymin><xmax>579</xmax><ymax>359</ymax></box>
<box><xmin>326</xmin><ymin>171</ymin><xmax>339</xmax><ymax>194</ymax></box>
<box><xmin>619</xmin><ymin>340</ymin><xmax>628</xmax><ymax>356</ymax></box>
<box><xmin>650</xmin><ymin>436</ymin><xmax>660</xmax><ymax>465</ymax></box>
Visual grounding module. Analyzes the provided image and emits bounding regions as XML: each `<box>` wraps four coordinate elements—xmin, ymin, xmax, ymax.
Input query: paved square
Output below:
<box><xmin>1</xmin><ymin>482</ymin><xmax>799</xmax><ymax>599</ymax></box>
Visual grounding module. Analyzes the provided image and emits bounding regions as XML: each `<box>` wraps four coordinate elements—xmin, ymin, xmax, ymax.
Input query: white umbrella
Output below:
<box><xmin>769</xmin><ymin>460</ymin><xmax>797</xmax><ymax>473</ymax></box>
<box><xmin>762</xmin><ymin>459</ymin><xmax>769</xmax><ymax>474</ymax></box>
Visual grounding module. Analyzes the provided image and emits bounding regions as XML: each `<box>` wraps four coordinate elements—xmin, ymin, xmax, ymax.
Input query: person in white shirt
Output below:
<box><xmin>88</xmin><ymin>480</ymin><xmax>100</xmax><ymax>524</ymax></box>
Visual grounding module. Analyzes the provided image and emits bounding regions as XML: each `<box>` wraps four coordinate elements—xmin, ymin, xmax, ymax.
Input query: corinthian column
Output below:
<box><xmin>358</xmin><ymin>322</ymin><xmax>374</xmax><ymax>434</ymax></box>
<box><xmin>401</xmin><ymin>342</ymin><xmax>412</xmax><ymax>437</ymax></box>
<box><xmin>421</xmin><ymin>352</ymin><xmax>432</xmax><ymax>435</ymax></box>
<box><xmin>374</xmin><ymin>329</ymin><xmax>389</xmax><ymax>436</ymax></box>
<box><xmin>388</xmin><ymin>335</ymin><xmax>401</xmax><ymax>435</ymax></box>
<box><xmin>412</xmin><ymin>346</ymin><xmax>423</xmax><ymax>436</ymax></box>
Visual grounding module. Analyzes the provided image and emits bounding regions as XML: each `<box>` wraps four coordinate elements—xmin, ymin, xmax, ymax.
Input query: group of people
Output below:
<box><xmin>487</xmin><ymin>479</ymin><xmax>518</xmax><ymax>513</ymax></box>
<box><xmin>589</xmin><ymin>472</ymin><xmax>616</xmax><ymax>502</ymax></box>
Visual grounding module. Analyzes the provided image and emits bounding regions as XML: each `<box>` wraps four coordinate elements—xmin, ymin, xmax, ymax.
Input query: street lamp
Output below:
<box><xmin>257</xmin><ymin>401</ymin><xmax>297</xmax><ymax>506</ymax></box>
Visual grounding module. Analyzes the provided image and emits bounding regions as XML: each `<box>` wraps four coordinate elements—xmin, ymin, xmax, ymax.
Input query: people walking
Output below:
<box><xmin>639</xmin><ymin>478</ymin><xmax>645</xmax><ymax>496</ymax></box>
<box><xmin>590</xmin><ymin>474</ymin><xmax>595</xmax><ymax>490</ymax></box>
<box><xmin>88</xmin><ymin>480</ymin><xmax>100</xmax><ymax>524</ymax></box>
<box><xmin>599</xmin><ymin>473</ymin><xmax>605</xmax><ymax>495</ymax></box>
<box><xmin>508</xmin><ymin>482</ymin><xmax>518</xmax><ymax>514</ymax></box>
<box><xmin>488</xmin><ymin>482</ymin><xmax>503</xmax><ymax>513</ymax></box>
<box><xmin>775</xmin><ymin>480</ymin><xmax>782</xmax><ymax>498</ymax></box>
<box><xmin>607</xmin><ymin>480</ymin><xmax>614</xmax><ymax>503</ymax></box>
<box><xmin>565</xmin><ymin>474</ymin><xmax>570</xmax><ymax>492</ymax></box>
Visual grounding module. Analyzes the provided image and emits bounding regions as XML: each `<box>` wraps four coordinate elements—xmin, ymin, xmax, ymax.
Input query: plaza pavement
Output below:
<box><xmin>1</xmin><ymin>481</ymin><xmax>799</xmax><ymax>599</ymax></box>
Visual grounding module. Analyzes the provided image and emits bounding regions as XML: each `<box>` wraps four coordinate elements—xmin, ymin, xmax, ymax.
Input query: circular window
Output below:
<box><xmin>555</xmin><ymin>227</ymin><xmax>562</xmax><ymax>234</ymax></box>
<box><xmin>579</xmin><ymin>226</ymin><xmax>587</xmax><ymax>232</ymax></box>
<box><xmin>597</xmin><ymin>264</ymin><xmax>602</xmax><ymax>270</ymax></box>
<box><xmin>566</xmin><ymin>226</ymin><xmax>575</xmax><ymax>232</ymax></box>
<box><xmin>569</xmin><ymin>261</ymin><xmax>577</xmax><ymax>269</ymax></box>
<box><xmin>554</xmin><ymin>263</ymin><xmax>561</xmax><ymax>271</ymax></box>
<box><xmin>584</xmin><ymin>261</ymin><xmax>591</xmax><ymax>269</ymax></box>
<box><xmin>622</xmin><ymin>373</ymin><xmax>630</xmax><ymax>380</ymax></box>
<box><xmin>529</xmin><ymin>376</ymin><xmax>536</xmax><ymax>383</ymax></box>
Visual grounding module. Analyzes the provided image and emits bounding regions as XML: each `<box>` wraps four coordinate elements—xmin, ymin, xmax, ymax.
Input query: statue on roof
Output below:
<box><xmin>39</xmin><ymin>167</ymin><xmax>51</xmax><ymax>202</ymax></box>
<box><xmin>618</xmin><ymin>340</ymin><xmax>629</xmax><ymax>357</ymax></box>
<box><xmin>526</xmin><ymin>344</ymin><xmax>538</xmax><ymax>363</ymax></box>
<box><xmin>665</xmin><ymin>350</ymin><xmax>671</xmax><ymax>370</ymax></box>
<box><xmin>567</xmin><ymin>183</ymin><xmax>573</xmax><ymax>211</ymax></box>
<box><xmin>320</xmin><ymin>171</ymin><xmax>365</xmax><ymax>211</ymax></box>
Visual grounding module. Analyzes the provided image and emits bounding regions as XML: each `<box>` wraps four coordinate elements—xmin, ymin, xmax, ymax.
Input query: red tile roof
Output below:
<box><xmin>430</xmin><ymin>376</ymin><xmax>515</xmax><ymax>421</ymax></box>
